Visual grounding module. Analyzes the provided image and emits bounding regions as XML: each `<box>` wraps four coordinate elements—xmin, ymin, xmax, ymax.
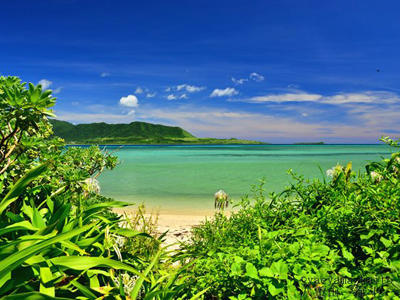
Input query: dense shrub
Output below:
<box><xmin>179</xmin><ymin>141</ymin><xmax>400</xmax><ymax>299</ymax></box>
<box><xmin>0</xmin><ymin>76</ymin><xmax>194</xmax><ymax>299</ymax></box>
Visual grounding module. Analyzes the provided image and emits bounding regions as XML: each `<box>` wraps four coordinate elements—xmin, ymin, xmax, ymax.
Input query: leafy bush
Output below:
<box><xmin>0</xmin><ymin>75</ymin><xmax>194</xmax><ymax>299</ymax></box>
<box><xmin>179</xmin><ymin>140</ymin><xmax>400</xmax><ymax>299</ymax></box>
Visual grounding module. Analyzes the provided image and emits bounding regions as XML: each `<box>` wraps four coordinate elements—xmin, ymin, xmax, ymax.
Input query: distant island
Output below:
<box><xmin>293</xmin><ymin>142</ymin><xmax>325</xmax><ymax>145</ymax></box>
<box><xmin>50</xmin><ymin>119</ymin><xmax>265</xmax><ymax>145</ymax></box>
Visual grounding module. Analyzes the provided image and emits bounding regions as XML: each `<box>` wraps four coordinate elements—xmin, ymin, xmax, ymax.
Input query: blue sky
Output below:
<box><xmin>1</xmin><ymin>0</ymin><xmax>400</xmax><ymax>143</ymax></box>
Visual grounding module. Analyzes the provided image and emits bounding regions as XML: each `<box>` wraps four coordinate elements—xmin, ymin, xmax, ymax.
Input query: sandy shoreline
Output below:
<box><xmin>113</xmin><ymin>207</ymin><xmax>216</xmax><ymax>249</ymax></box>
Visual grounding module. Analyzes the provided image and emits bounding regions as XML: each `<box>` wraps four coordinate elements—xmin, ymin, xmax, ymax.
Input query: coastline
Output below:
<box><xmin>113</xmin><ymin>207</ymin><xmax>216</xmax><ymax>249</ymax></box>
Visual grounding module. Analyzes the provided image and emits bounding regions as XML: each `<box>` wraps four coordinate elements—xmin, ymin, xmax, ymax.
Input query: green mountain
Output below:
<box><xmin>50</xmin><ymin>119</ymin><xmax>264</xmax><ymax>145</ymax></box>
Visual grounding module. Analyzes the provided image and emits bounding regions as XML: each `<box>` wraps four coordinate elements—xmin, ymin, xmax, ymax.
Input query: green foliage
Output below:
<box><xmin>179</xmin><ymin>140</ymin><xmax>400</xmax><ymax>298</ymax></box>
<box><xmin>119</xmin><ymin>205</ymin><xmax>162</xmax><ymax>259</ymax></box>
<box><xmin>0</xmin><ymin>76</ymin><xmax>189</xmax><ymax>299</ymax></box>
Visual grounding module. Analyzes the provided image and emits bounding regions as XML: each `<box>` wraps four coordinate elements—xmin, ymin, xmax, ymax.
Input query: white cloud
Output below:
<box><xmin>138</xmin><ymin>106</ymin><xmax>390</xmax><ymax>143</ymax></box>
<box><xmin>323</xmin><ymin>91</ymin><xmax>399</xmax><ymax>104</ymax></box>
<box><xmin>55</xmin><ymin>112</ymin><xmax>135</xmax><ymax>123</ymax></box>
<box><xmin>210</xmin><ymin>87</ymin><xmax>239</xmax><ymax>97</ymax></box>
<box><xmin>53</xmin><ymin>87</ymin><xmax>62</xmax><ymax>94</ymax></box>
<box><xmin>146</xmin><ymin>92</ymin><xmax>156</xmax><ymax>98</ymax></box>
<box><xmin>127</xmin><ymin>110</ymin><xmax>135</xmax><ymax>116</ymax></box>
<box><xmin>119</xmin><ymin>95</ymin><xmax>139</xmax><ymax>107</ymax></box>
<box><xmin>179</xmin><ymin>94</ymin><xmax>188</xmax><ymax>99</ymax></box>
<box><xmin>176</xmin><ymin>84</ymin><xmax>205</xmax><ymax>93</ymax></box>
<box><xmin>100</xmin><ymin>72</ymin><xmax>110</xmax><ymax>77</ymax></box>
<box><xmin>242</xmin><ymin>91</ymin><xmax>400</xmax><ymax>104</ymax></box>
<box><xmin>249</xmin><ymin>72</ymin><xmax>264</xmax><ymax>82</ymax></box>
<box><xmin>135</xmin><ymin>87</ymin><xmax>144</xmax><ymax>94</ymax></box>
<box><xmin>231</xmin><ymin>77</ymin><xmax>248</xmax><ymax>85</ymax></box>
<box><xmin>165</xmin><ymin>87</ymin><xmax>172</xmax><ymax>92</ymax></box>
<box><xmin>248</xmin><ymin>93</ymin><xmax>322</xmax><ymax>103</ymax></box>
<box><xmin>38</xmin><ymin>79</ymin><xmax>52</xmax><ymax>90</ymax></box>
<box><xmin>167</xmin><ymin>94</ymin><xmax>177</xmax><ymax>100</ymax></box>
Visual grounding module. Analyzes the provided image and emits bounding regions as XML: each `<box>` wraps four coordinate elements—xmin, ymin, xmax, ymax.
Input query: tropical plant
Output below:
<box><xmin>0</xmin><ymin>75</ymin><xmax>193</xmax><ymax>299</ymax></box>
<box><xmin>179</xmin><ymin>139</ymin><xmax>400</xmax><ymax>299</ymax></box>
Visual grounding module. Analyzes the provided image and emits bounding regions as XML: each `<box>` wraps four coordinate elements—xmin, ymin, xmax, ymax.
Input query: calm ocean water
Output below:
<box><xmin>97</xmin><ymin>144</ymin><xmax>394</xmax><ymax>213</ymax></box>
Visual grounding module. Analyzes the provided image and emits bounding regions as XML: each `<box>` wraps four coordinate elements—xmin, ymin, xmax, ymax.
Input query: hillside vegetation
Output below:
<box><xmin>50</xmin><ymin>119</ymin><xmax>264</xmax><ymax>145</ymax></box>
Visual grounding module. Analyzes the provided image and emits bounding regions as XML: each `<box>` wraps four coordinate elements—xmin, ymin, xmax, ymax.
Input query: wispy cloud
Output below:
<box><xmin>38</xmin><ymin>79</ymin><xmax>52</xmax><ymax>90</ymax></box>
<box><xmin>138</xmin><ymin>106</ymin><xmax>393</xmax><ymax>143</ymax></box>
<box><xmin>56</xmin><ymin>112</ymin><xmax>135</xmax><ymax>124</ymax></box>
<box><xmin>175</xmin><ymin>84</ymin><xmax>205</xmax><ymax>93</ymax></box>
<box><xmin>323</xmin><ymin>91</ymin><xmax>399</xmax><ymax>104</ymax></box>
<box><xmin>135</xmin><ymin>87</ymin><xmax>144</xmax><ymax>94</ymax></box>
<box><xmin>210</xmin><ymin>87</ymin><xmax>239</xmax><ymax>97</ymax></box>
<box><xmin>166</xmin><ymin>94</ymin><xmax>177</xmax><ymax>100</ymax></box>
<box><xmin>231</xmin><ymin>72</ymin><xmax>264</xmax><ymax>85</ymax></box>
<box><xmin>249</xmin><ymin>72</ymin><xmax>264</xmax><ymax>82</ymax></box>
<box><xmin>100</xmin><ymin>72</ymin><xmax>110</xmax><ymax>77</ymax></box>
<box><xmin>247</xmin><ymin>92</ymin><xmax>321</xmax><ymax>103</ymax></box>
<box><xmin>240</xmin><ymin>90</ymin><xmax>400</xmax><ymax>104</ymax></box>
<box><xmin>231</xmin><ymin>77</ymin><xmax>248</xmax><ymax>85</ymax></box>
<box><xmin>146</xmin><ymin>92</ymin><xmax>156</xmax><ymax>98</ymax></box>
<box><xmin>119</xmin><ymin>95</ymin><xmax>139</xmax><ymax>107</ymax></box>
<box><xmin>53</xmin><ymin>87</ymin><xmax>62</xmax><ymax>94</ymax></box>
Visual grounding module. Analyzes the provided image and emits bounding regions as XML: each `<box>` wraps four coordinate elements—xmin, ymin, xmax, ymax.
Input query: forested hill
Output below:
<box><xmin>50</xmin><ymin>119</ymin><xmax>194</xmax><ymax>141</ymax></box>
<box><xmin>49</xmin><ymin>119</ymin><xmax>264</xmax><ymax>145</ymax></box>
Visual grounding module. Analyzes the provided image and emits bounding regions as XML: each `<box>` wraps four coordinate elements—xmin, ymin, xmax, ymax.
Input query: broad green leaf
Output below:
<box><xmin>32</xmin><ymin>205</ymin><xmax>46</xmax><ymax>229</ymax></box>
<box><xmin>60</xmin><ymin>240</ymin><xmax>88</xmax><ymax>255</ymax></box>
<box><xmin>338</xmin><ymin>267</ymin><xmax>352</xmax><ymax>278</ymax></box>
<box><xmin>189</xmin><ymin>287</ymin><xmax>210</xmax><ymax>300</ymax></box>
<box><xmin>83</xmin><ymin>201</ymin><xmax>128</xmax><ymax>220</ymax></box>
<box><xmin>2</xmin><ymin>292</ymin><xmax>70</xmax><ymax>299</ymax></box>
<box><xmin>270</xmin><ymin>260</ymin><xmax>288</xmax><ymax>280</ymax></box>
<box><xmin>259</xmin><ymin>267</ymin><xmax>274</xmax><ymax>277</ymax></box>
<box><xmin>380</xmin><ymin>237</ymin><xmax>392</xmax><ymax>248</ymax></box>
<box><xmin>50</xmin><ymin>256</ymin><xmax>143</xmax><ymax>278</ymax></box>
<box><xmin>341</xmin><ymin>248</ymin><xmax>354</xmax><ymax>261</ymax></box>
<box><xmin>39</xmin><ymin>267</ymin><xmax>54</xmax><ymax>297</ymax></box>
<box><xmin>71</xmin><ymin>280</ymin><xmax>97</xmax><ymax>299</ymax></box>
<box><xmin>0</xmin><ymin>223</ymin><xmax>92</xmax><ymax>286</ymax></box>
<box><xmin>312</xmin><ymin>244</ymin><xmax>330</xmax><ymax>257</ymax></box>
<box><xmin>230</xmin><ymin>262</ymin><xmax>242</xmax><ymax>276</ymax></box>
<box><xmin>0</xmin><ymin>164</ymin><xmax>47</xmax><ymax>215</ymax></box>
<box><xmin>113</xmin><ymin>228</ymin><xmax>152</xmax><ymax>239</ymax></box>
<box><xmin>245</xmin><ymin>262</ymin><xmax>259</xmax><ymax>279</ymax></box>
<box><xmin>0</xmin><ymin>220</ymin><xmax>38</xmax><ymax>236</ymax></box>
<box><xmin>25</xmin><ymin>255</ymin><xmax>46</xmax><ymax>265</ymax></box>
<box><xmin>268</xmin><ymin>281</ymin><xmax>284</xmax><ymax>296</ymax></box>
<box><xmin>131</xmin><ymin>249</ymin><xmax>162</xmax><ymax>300</ymax></box>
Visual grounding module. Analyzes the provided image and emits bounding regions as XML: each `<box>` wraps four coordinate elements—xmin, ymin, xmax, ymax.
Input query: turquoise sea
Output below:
<box><xmin>97</xmin><ymin>144</ymin><xmax>394</xmax><ymax>214</ymax></box>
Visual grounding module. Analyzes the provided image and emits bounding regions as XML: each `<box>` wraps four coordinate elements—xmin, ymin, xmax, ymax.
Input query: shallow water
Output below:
<box><xmin>96</xmin><ymin>144</ymin><xmax>394</xmax><ymax>213</ymax></box>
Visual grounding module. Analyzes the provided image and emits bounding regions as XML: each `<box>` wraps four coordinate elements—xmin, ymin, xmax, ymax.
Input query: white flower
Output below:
<box><xmin>112</xmin><ymin>272</ymin><xmax>139</xmax><ymax>295</ymax></box>
<box><xmin>326</xmin><ymin>167</ymin><xmax>335</xmax><ymax>178</ymax></box>
<box><xmin>214</xmin><ymin>189</ymin><xmax>228</xmax><ymax>201</ymax></box>
<box><xmin>326</xmin><ymin>164</ymin><xmax>343</xmax><ymax>178</ymax></box>
<box><xmin>84</xmin><ymin>177</ymin><xmax>100</xmax><ymax>194</ymax></box>
<box><xmin>370</xmin><ymin>171</ymin><xmax>383</xmax><ymax>182</ymax></box>
<box><xmin>214</xmin><ymin>189</ymin><xmax>229</xmax><ymax>209</ymax></box>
